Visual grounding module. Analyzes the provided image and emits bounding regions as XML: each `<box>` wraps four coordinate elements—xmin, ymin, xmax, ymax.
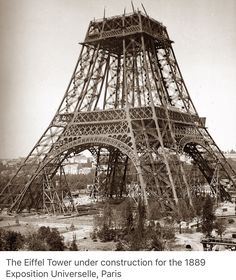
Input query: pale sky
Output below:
<box><xmin>0</xmin><ymin>0</ymin><xmax>235</xmax><ymax>159</ymax></box>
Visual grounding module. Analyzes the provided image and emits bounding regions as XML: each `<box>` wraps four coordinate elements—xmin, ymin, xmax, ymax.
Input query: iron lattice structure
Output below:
<box><xmin>1</xmin><ymin>10</ymin><xmax>235</xmax><ymax>213</ymax></box>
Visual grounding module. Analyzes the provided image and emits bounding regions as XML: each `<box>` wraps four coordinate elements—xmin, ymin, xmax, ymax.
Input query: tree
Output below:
<box><xmin>103</xmin><ymin>203</ymin><xmax>114</xmax><ymax>228</ymax></box>
<box><xmin>129</xmin><ymin>198</ymin><xmax>146</xmax><ymax>250</ymax></box>
<box><xmin>202</xmin><ymin>195</ymin><xmax>215</xmax><ymax>237</ymax></box>
<box><xmin>46</xmin><ymin>228</ymin><xmax>65</xmax><ymax>251</ymax></box>
<box><xmin>123</xmin><ymin>199</ymin><xmax>134</xmax><ymax>234</ymax></box>
<box><xmin>192</xmin><ymin>196</ymin><xmax>205</xmax><ymax>229</ymax></box>
<box><xmin>27</xmin><ymin>226</ymin><xmax>65</xmax><ymax>251</ymax></box>
<box><xmin>37</xmin><ymin>226</ymin><xmax>51</xmax><ymax>240</ymax></box>
<box><xmin>193</xmin><ymin>196</ymin><xmax>205</xmax><ymax>217</ymax></box>
<box><xmin>149</xmin><ymin>234</ymin><xmax>165</xmax><ymax>251</ymax></box>
<box><xmin>69</xmin><ymin>234</ymin><xmax>78</xmax><ymax>251</ymax></box>
<box><xmin>177</xmin><ymin>199</ymin><xmax>195</xmax><ymax>221</ymax></box>
<box><xmin>65</xmin><ymin>171</ymin><xmax>95</xmax><ymax>190</ymax></box>
<box><xmin>27</xmin><ymin>233</ymin><xmax>47</xmax><ymax>251</ymax></box>
<box><xmin>3</xmin><ymin>230</ymin><xmax>25</xmax><ymax>251</ymax></box>
<box><xmin>137</xmin><ymin>197</ymin><xmax>146</xmax><ymax>238</ymax></box>
<box><xmin>69</xmin><ymin>239</ymin><xmax>78</xmax><ymax>251</ymax></box>
<box><xmin>214</xmin><ymin>219</ymin><xmax>227</xmax><ymax>238</ymax></box>
<box><xmin>0</xmin><ymin>229</ymin><xmax>5</xmax><ymax>250</ymax></box>
<box><xmin>93</xmin><ymin>202</ymin><xmax>117</xmax><ymax>242</ymax></box>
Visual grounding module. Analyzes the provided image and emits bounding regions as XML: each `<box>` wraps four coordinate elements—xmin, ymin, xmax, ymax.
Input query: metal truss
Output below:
<box><xmin>0</xmin><ymin>9</ymin><xmax>235</xmax><ymax>214</ymax></box>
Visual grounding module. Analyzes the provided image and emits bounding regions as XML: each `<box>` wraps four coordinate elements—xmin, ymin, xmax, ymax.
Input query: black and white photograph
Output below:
<box><xmin>0</xmin><ymin>0</ymin><xmax>236</xmax><ymax>255</ymax></box>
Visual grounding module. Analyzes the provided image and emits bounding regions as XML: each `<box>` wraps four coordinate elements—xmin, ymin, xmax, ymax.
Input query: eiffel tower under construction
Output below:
<box><xmin>1</xmin><ymin>7</ymin><xmax>235</xmax><ymax>214</ymax></box>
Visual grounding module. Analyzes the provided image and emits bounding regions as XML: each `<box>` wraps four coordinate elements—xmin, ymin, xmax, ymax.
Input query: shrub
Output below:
<box><xmin>27</xmin><ymin>233</ymin><xmax>47</xmax><ymax>250</ymax></box>
<box><xmin>0</xmin><ymin>230</ymin><xmax>25</xmax><ymax>251</ymax></box>
<box><xmin>97</xmin><ymin>224</ymin><xmax>116</xmax><ymax>242</ymax></box>
<box><xmin>26</xmin><ymin>227</ymin><xmax>65</xmax><ymax>251</ymax></box>
<box><xmin>46</xmin><ymin>228</ymin><xmax>64</xmax><ymax>251</ymax></box>
<box><xmin>214</xmin><ymin>219</ymin><xmax>227</xmax><ymax>237</ymax></box>
<box><xmin>69</xmin><ymin>234</ymin><xmax>78</xmax><ymax>251</ymax></box>
<box><xmin>228</xmin><ymin>218</ymin><xmax>234</xmax><ymax>224</ymax></box>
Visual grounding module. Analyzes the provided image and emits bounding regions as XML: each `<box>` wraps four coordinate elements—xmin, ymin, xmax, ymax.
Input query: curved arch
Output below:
<box><xmin>10</xmin><ymin>136</ymin><xmax>139</xmax><ymax>212</ymax></box>
<box><xmin>42</xmin><ymin>135</ymin><xmax>138</xmax><ymax>172</ymax></box>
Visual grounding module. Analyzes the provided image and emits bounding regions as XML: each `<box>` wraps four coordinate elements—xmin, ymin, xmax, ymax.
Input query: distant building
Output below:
<box><xmin>224</xmin><ymin>153</ymin><xmax>236</xmax><ymax>161</ymax></box>
<box><xmin>62</xmin><ymin>155</ymin><xmax>95</xmax><ymax>175</ymax></box>
<box><xmin>63</xmin><ymin>163</ymin><xmax>79</xmax><ymax>174</ymax></box>
<box><xmin>1</xmin><ymin>160</ymin><xmax>8</xmax><ymax>166</ymax></box>
<box><xmin>78</xmin><ymin>167</ymin><xmax>93</xmax><ymax>175</ymax></box>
